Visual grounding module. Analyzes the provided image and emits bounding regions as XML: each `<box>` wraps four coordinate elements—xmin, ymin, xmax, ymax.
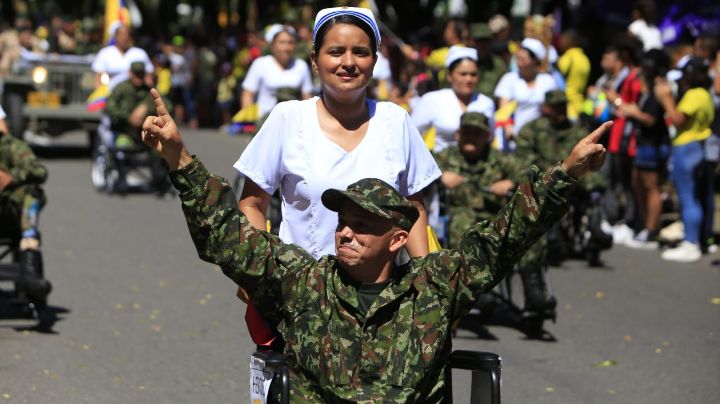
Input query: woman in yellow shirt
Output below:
<box><xmin>654</xmin><ymin>57</ymin><xmax>715</xmax><ymax>262</ymax></box>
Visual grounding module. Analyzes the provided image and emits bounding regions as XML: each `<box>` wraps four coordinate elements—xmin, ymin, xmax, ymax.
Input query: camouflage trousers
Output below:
<box><xmin>448</xmin><ymin>208</ymin><xmax>547</xmax><ymax>272</ymax></box>
<box><xmin>0</xmin><ymin>185</ymin><xmax>46</xmax><ymax>239</ymax></box>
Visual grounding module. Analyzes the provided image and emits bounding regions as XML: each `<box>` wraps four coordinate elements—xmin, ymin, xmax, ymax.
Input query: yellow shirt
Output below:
<box><xmin>674</xmin><ymin>87</ymin><xmax>715</xmax><ymax>146</ymax></box>
<box><xmin>425</xmin><ymin>47</ymin><xmax>450</xmax><ymax>70</ymax></box>
<box><xmin>557</xmin><ymin>47</ymin><xmax>590</xmax><ymax>120</ymax></box>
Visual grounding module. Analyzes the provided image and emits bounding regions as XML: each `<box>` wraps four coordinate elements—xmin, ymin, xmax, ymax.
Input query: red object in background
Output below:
<box><xmin>608</xmin><ymin>69</ymin><xmax>642</xmax><ymax>157</ymax></box>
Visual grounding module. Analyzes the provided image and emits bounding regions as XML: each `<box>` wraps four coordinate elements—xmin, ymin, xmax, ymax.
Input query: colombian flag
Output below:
<box><xmin>228</xmin><ymin>104</ymin><xmax>259</xmax><ymax>135</ymax></box>
<box><xmin>104</xmin><ymin>0</ymin><xmax>132</xmax><ymax>43</ymax></box>
<box><xmin>493</xmin><ymin>100</ymin><xmax>517</xmax><ymax>151</ymax></box>
<box><xmin>87</xmin><ymin>84</ymin><xmax>110</xmax><ymax>112</ymax></box>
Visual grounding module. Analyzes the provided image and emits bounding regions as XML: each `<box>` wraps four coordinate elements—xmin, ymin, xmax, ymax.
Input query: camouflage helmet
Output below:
<box><xmin>460</xmin><ymin>111</ymin><xmax>491</xmax><ymax>132</ymax></box>
<box><xmin>321</xmin><ymin>178</ymin><xmax>419</xmax><ymax>231</ymax></box>
<box><xmin>544</xmin><ymin>90</ymin><xmax>567</xmax><ymax>106</ymax></box>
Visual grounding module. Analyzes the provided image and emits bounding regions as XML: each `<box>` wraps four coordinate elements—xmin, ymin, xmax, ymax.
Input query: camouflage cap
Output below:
<box><xmin>130</xmin><ymin>61</ymin><xmax>146</xmax><ymax>75</ymax></box>
<box><xmin>460</xmin><ymin>112</ymin><xmax>491</xmax><ymax>132</ymax></box>
<box><xmin>544</xmin><ymin>90</ymin><xmax>567</xmax><ymax>105</ymax></box>
<box><xmin>321</xmin><ymin>178</ymin><xmax>419</xmax><ymax>231</ymax></box>
<box><xmin>470</xmin><ymin>23</ymin><xmax>492</xmax><ymax>40</ymax></box>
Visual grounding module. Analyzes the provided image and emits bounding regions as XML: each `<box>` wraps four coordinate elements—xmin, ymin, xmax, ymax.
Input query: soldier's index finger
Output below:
<box><xmin>583</xmin><ymin>121</ymin><xmax>613</xmax><ymax>145</ymax></box>
<box><xmin>150</xmin><ymin>88</ymin><xmax>170</xmax><ymax>117</ymax></box>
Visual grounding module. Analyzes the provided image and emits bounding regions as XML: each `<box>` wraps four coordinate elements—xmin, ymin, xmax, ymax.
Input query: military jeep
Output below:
<box><xmin>2</xmin><ymin>53</ymin><xmax>101</xmax><ymax>144</ymax></box>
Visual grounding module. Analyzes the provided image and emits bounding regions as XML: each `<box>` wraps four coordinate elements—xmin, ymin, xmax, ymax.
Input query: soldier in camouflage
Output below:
<box><xmin>141</xmin><ymin>89</ymin><xmax>611</xmax><ymax>402</ymax></box>
<box><xmin>470</xmin><ymin>23</ymin><xmax>508</xmax><ymax>99</ymax></box>
<box><xmin>0</xmin><ymin>128</ymin><xmax>52</xmax><ymax>299</ymax></box>
<box><xmin>515</xmin><ymin>90</ymin><xmax>609</xmax><ymax>311</ymax></box>
<box><xmin>105</xmin><ymin>61</ymin><xmax>157</xmax><ymax>148</ymax></box>
<box><xmin>104</xmin><ymin>61</ymin><xmax>172</xmax><ymax>193</ymax></box>
<box><xmin>517</xmin><ymin>90</ymin><xmax>606</xmax><ymax>191</ymax></box>
<box><xmin>436</xmin><ymin>112</ymin><xmax>523</xmax><ymax>248</ymax></box>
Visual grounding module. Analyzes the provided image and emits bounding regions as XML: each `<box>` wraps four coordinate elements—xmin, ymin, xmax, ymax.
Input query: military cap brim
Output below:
<box><xmin>321</xmin><ymin>178</ymin><xmax>419</xmax><ymax>231</ymax></box>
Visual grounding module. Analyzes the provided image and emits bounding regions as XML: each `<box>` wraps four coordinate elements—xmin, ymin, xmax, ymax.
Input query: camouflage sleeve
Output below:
<box><xmin>448</xmin><ymin>164</ymin><xmax>575</xmax><ymax>318</ymax></box>
<box><xmin>6</xmin><ymin>137</ymin><xmax>48</xmax><ymax>185</ymax></box>
<box><xmin>168</xmin><ymin>157</ymin><xmax>304</xmax><ymax>315</ymax></box>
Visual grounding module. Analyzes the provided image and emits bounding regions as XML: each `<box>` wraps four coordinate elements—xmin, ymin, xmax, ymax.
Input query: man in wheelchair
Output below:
<box><xmin>97</xmin><ymin>61</ymin><xmax>171</xmax><ymax>194</ymax></box>
<box><xmin>142</xmin><ymin>90</ymin><xmax>611</xmax><ymax>402</ymax></box>
<box><xmin>0</xmin><ymin>126</ymin><xmax>52</xmax><ymax>303</ymax></box>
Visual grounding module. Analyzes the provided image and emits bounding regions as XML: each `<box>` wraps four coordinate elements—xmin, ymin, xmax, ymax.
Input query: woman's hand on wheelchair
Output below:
<box><xmin>141</xmin><ymin>88</ymin><xmax>192</xmax><ymax>171</ymax></box>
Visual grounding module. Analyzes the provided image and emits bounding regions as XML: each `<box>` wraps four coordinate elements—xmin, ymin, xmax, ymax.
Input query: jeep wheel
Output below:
<box><xmin>3</xmin><ymin>91</ymin><xmax>26</xmax><ymax>139</ymax></box>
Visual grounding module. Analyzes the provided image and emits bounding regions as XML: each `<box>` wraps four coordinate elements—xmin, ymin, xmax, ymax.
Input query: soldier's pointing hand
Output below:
<box><xmin>141</xmin><ymin>88</ymin><xmax>192</xmax><ymax>171</ymax></box>
<box><xmin>561</xmin><ymin>121</ymin><xmax>612</xmax><ymax>179</ymax></box>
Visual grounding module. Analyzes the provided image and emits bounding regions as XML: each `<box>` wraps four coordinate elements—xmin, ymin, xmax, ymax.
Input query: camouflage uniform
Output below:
<box><xmin>0</xmin><ymin>132</ymin><xmax>51</xmax><ymax>298</ymax></box>
<box><xmin>436</xmin><ymin>146</ymin><xmax>523</xmax><ymax>248</ymax></box>
<box><xmin>470</xmin><ymin>23</ymin><xmax>508</xmax><ymax>98</ymax></box>
<box><xmin>0</xmin><ymin>133</ymin><xmax>47</xmax><ymax>237</ymax></box>
<box><xmin>104</xmin><ymin>79</ymin><xmax>153</xmax><ymax>142</ymax></box>
<box><xmin>170</xmin><ymin>156</ymin><xmax>576</xmax><ymax>403</ymax></box>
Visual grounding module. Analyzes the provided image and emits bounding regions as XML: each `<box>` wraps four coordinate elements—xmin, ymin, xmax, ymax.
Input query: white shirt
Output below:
<box><xmin>0</xmin><ymin>104</ymin><xmax>6</xmax><ymax>120</ymax></box>
<box><xmin>411</xmin><ymin>88</ymin><xmax>496</xmax><ymax>153</ymax></box>
<box><xmin>494</xmin><ymin>71</ymin><xmax>557</xmax><ymax>133</ymax></box>
<box><xmin>91</xmin><ymin>45</ymin><xmax>154</xmax><ymax>90</ymax></box>
<box><xmin>234</xmin><ymin>97</ymin><xmax>441</xmax><ymax>258</ymax></box>
<box><xmin>373</xmin><ymin>52</ymin><xmax>392</xmax><ymax>81</ymax></box>
<box><xmin>629</xmin><ymin>19</ymin><xmax>663</xmax><ymax>51</ymax></box>
<box><xmin>241</xmin><ymin>55</ymin><xmax>313</xmax><ymax>117</ymax></box>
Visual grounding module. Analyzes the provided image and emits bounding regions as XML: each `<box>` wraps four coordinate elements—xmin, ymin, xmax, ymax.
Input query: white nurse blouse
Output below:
<box><xmin>234</xmin><ymin>97</ymin><xmax>441</xmax><ymax>258</ymax></box>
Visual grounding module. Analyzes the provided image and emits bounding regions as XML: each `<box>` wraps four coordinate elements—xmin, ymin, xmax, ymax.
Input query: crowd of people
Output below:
<box><xmin>0</xmin><ymin>1</ymin><xmax>717</xmax><ymax>401</ymax></box>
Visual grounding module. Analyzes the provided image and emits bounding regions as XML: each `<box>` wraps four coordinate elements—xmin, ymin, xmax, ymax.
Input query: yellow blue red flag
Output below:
<box><xmin>104</xmin><ymin>0</ymin><xmax>131</xmax><ymax>43</ymax></box>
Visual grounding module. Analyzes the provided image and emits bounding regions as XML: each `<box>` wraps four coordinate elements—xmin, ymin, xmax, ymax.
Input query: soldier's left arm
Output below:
<box><xmin>447</xmin><ymin>164</ymin><xmax>574</xmax><ymax>316</ymax></box>
<box><xmin>5</xmin><ymin>137</ymin><xmax>48</xmax><ymax>186</ymax></box>
<box><xmin>446</xmin><ymin>122</ymin><xmax>611</xmax><ymax>317</ymax></box>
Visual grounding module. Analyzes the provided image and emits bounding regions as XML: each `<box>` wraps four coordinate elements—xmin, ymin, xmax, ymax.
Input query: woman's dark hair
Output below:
<box><xmin>313</xmin><ymin>14</ymin><xmax>378</xmax><ymax>55</ymax></box>
<box><xmin>448</xmin><ymin>57</ymin><xmax>479</xmax><ymax>73</ymax></box>
<box><xmin>640</xmin><ymin>48</ymin><xmax>670</xmax><ymax>84</ymax></box>
<box><xmin>681</xmin><ymin>57</ymin><xmax>712</xmax><ymax>89</ymax></box>
<box><xmin>633</xmin><ymin>0</ymin><xmax>657</xmax><ymax>25</ymax></box>
<box><xmin>519</xmin><ymin>46</ymin><xmax>540</xmax><ymax>63</ymax></box>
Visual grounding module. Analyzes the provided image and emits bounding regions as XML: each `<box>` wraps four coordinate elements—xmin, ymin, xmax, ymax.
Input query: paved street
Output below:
<box><xmin>1</xmin><ymin>129</ymin><xmax>718</xmax><ymax>403</ymax></box>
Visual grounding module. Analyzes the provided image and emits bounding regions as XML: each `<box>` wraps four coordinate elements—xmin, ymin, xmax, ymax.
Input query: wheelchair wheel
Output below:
<box><xmin>90</xmin><ymin>143</ymin><xmax>108</xmax><ymax>191</ymax></box>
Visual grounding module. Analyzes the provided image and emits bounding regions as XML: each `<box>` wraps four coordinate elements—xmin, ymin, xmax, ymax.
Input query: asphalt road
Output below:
<box><xmin>0</xmin><ymin>129</ymin><xmax>718</xmax><ymax>404</ymax></box>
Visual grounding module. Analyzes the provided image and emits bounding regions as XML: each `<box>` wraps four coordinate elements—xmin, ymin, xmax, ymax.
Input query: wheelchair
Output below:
<box><xmin>251</xmin><ymin>349</ymin><xmax>501</xmax><ymax>404</ymax></box>
<box><xmin>546</xmin><ymin>188</ymin><xmax>613</xmax><ymax>268</ymax></box>
<box><xmin>0</xmin><ymin>229</ymin><xmax>50</xmax><ymax>326</ymax></box>
<box><xmin>90</xmin><ymin>115</ymin><xmax>171</xmax><ymax>195</ymax></box>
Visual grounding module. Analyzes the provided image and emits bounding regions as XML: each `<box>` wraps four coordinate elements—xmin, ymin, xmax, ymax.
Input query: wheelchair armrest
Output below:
<box><xmin>252</xmin><ymin>350</ymin><xmax>287</xmax><ymax>370</ymax></box>
<box><xmin>447</xmin><ymin>350</ymin><xmax>502</xmax><ymax>404</ymax></box>
<box><xmin>449</xmin><ymin>350</ymin><xmax>501</xmax><ymax>371</ymax></box>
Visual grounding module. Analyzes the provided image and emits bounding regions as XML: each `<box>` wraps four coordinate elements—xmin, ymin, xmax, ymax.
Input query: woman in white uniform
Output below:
<box><xmin>240</xmin><ymin>24</ymin><xmax>313</xmax><ymax>117</ymax></box>
<box><xmin>411</xmin><ymin>46</ymin><xmax>496</xmax><ymax>154</ymax></box>
<box><xmin>91</xmin><ymin>24</ymin><xmax>153</xmax><ymax>91</ymax></box>
<box><xmin>234</xmin><ymin>8</ymin><xmax>441</xmax><ymax>346</ymax></box>
<box><xmin>494</xmin><ymin>38</ymin><xmax>557</xmax><ymax>141</ymax></box>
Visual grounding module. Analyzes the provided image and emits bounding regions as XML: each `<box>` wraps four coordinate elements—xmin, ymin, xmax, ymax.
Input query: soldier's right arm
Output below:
<box><xmin>168</xmin><ymin>157</ymin><xmax>310</xmax><ymax>314</ymax></box>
